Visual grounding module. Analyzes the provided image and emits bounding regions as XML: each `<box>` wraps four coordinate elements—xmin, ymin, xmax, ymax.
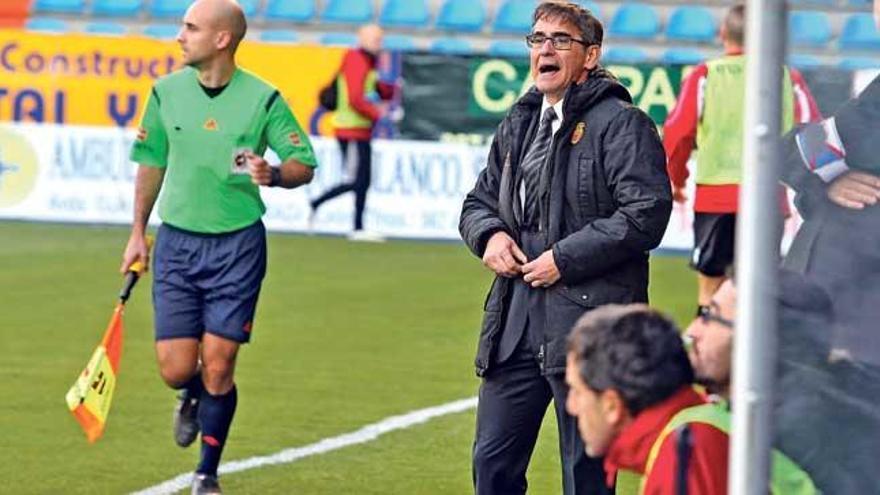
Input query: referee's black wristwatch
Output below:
<box><xmin>269</xmin><ymin>166</ymin><xmax>282</xmax><ymax>187</ymax></box>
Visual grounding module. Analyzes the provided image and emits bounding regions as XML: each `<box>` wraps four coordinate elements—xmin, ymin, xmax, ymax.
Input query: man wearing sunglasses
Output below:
<box><xmin>682</xmin><ymin>271</ymin><xmax>868</xmax><ymax>493</ymax></box>
<box><xmin>459</xmin><ymin>2</ymin><xmax>671</xmax><ymax>494</ymax></box>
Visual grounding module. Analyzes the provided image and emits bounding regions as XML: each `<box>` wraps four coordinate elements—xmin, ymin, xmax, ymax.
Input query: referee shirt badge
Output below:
<box><xmin>136</xmin><ymin>127</ymin><xmax>148</xmax><ymax>142</ymax></box>
<box><xmin>571</xmin><ymin>122</ymin><xmax>586</xmax><ymax>145</ymax></box>
<box><xmin>203</xmin><ymin>118</ymin><xmax>219</xmax><ymax>131</ymax></box>
<box><xmin>288</xmin><ymin>131</ymin><xmax>301</xmax><ymax>146</ymax></box>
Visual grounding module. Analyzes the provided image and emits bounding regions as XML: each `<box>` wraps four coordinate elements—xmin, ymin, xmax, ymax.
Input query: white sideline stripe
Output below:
<box><xmin>131</xmin><ymin>396</ymin><xmax>478</xmax><ymax>495</ymax></box>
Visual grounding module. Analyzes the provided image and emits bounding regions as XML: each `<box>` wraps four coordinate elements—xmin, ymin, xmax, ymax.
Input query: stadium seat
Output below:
<box><xmin>575</xmin><ymin>0</ymin><xmax>601</xmax><ymax>20</ymax></box>
<box><xmin>379</xmin><ymin>0</ymin><xmax>429</xmax><ymax>28</ymax></box>
<box><xmin>665</xmin><ymin>6</ymin><xmax>716</xmax><ymax>43</ymax></box>
<box><xmin>265</xmin><ymin>0</ymin><xmax>315</xmax><ymax>22</ymax></box>
<box><xmin>91</xmin><ymin>0</ymin><xmax>142</xmax><ymax>17</ymax></box>
<box><xmin>788</xmin><ymin>54</ymin><xmax>823</xmax><ymax>69</ymax></box>
<box><xmin>25</xmin><ymin>18</ymin><xmax>70</xmax><ymax>32</ymax></box>
<box><xmin>789</xmin><ymin>11</ymin><xmax>831</xmax><ymax>48</ymax></box>
<box><xmin>320</xmin><ymin>32</ymin><xmax>358</xmax><ymax>47</ymax></box>
<box><xmin>149</xmin><ymin>0</ymin><xmax>189</xmax><ymax>19</ymax></box>
<box><xmin>430</xmin><ymin>37</ymin><xmax>473</xmax><ymax>55</ymax></box>
<box><xmin>436</xmin><ymin>0</ymin><xmax>485</xmax><ymax>33</ymax></box>
<box><xmin>32</xmin><ymin>0</ymin><xmax>84</xmax><ymax>14</ymax></box>
<box><xmin>609</xmin><ymin>3</ymin><xmax>659</xmax><ymax>39</ymax></box>
<box><xmin>84</xmin><ymin>21</ymin><xmax>128</xmax><ymax>35</ymax></box>
<box><xmin>321</xmin><ymin>0</ymin><xmax>373</xmax><ymax>24</ymax></box>
<box><xmin>143</xmin><ymin>23</ymin><xmax>180</xmax><ymax>39</ymax></box>
<box><xmin>383</xmin><ymin>34</ymin><xmax>417</xmax><ymax>52</ymax></box>
<box><xmin>841</xmin><ymin>13</ymin><xmax>880</xmax><ymax>50</ymax></box>
<box><xmin>488</xmin><ymin>39</ymin><xmax>528</xmax><ymax>58</ymax></box>
<box><xmin>662</xmin><ymin>48</ymin><xmax>706</xmax><ymax>65</ymax></box>
<box><xmin>603</xmin><ymin>46</ymin><xmax>649</xmax><ymax>64</ymax></box>
<box><xmin>838</xmin><ymin>57</ymin><xmax>880</xmax><ymax>70</ymax></box>
<box><xmin>493</xmin><ymin>0</ymin><xmax>536</xmax><ymax>34</ymax></box>
<box><xmin>260</xmin><ymin>29</ymin><xmax>299</xmax><ymax>43</ymax></box>
<box><xmin>238</xmin><ymin>0</ymin><xmax>260</xmax><ymax>16</ymax></box>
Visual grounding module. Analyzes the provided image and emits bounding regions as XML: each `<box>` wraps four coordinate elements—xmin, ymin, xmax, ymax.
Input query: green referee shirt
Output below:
<box><xmin>131</xmin><ymin>67</ymin><xmax>317</xmax><ymax>234</ymax></box>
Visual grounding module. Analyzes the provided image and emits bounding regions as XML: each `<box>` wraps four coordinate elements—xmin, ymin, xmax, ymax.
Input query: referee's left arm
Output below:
<box><xmin>258</xmin><ymin>92</ymin><xmax>318</xmax><ymax>189</ymax></box>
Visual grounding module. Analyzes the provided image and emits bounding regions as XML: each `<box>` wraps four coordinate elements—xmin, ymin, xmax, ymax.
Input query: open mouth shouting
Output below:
<box><xmin>537</xmin><ymin>60</ymin><xmax>561</xmax><ymax>82</ymax></box>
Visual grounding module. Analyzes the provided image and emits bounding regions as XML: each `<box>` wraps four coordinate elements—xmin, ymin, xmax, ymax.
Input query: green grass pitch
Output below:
<box><xmin>0</xmin><ymin>221</ymin><xmax>694</xmax><ymax>494</ymax></box>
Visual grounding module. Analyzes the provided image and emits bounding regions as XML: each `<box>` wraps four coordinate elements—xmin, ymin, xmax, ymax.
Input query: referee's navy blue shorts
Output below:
<box><xmin>152</xmin><ymin>220</ymin><xmax>267</xmax><ymax>343</ymax></box>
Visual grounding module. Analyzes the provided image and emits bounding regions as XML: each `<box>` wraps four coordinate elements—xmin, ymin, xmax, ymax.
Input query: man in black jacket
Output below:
<box><xmin>458</xmin><ymin>2</ymin><xmax>671</xmax><ymax>494</ymax></box>
<box><xmin>780</xmin><ymin>52</ymin><xmax>880</xmax><ymax>493</ymax></box>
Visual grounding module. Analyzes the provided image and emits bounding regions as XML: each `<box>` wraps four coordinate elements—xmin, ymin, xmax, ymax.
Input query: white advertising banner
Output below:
<box><xmin>0</xmin><ymin>122</ymin><xmax>724</xmax><ymax>251</ymax></box>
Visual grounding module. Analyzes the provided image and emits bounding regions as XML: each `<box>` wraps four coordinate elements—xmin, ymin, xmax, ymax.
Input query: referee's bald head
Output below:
<box><xmin>189</xmin><ymin>0</ymin><xmax>247</xmax><ymax>53</ymax></box>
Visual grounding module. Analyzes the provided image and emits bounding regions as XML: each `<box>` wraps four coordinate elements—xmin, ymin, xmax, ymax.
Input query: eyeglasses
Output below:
<box><xmin>525</xmin><ymin>33</ymin><xmax>589</xmax><ymax>51</ymax></box>
<box><xmin>697</xmin><ymin>304</ymin><xmax>734</xmax><ymax>329</ymax></box>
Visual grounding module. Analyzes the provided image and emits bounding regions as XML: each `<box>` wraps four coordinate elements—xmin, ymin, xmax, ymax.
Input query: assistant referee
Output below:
<box><xmin>119</xmin><ymin>1</ymin><xmax>317</xmax><ymax>493</ymax></box>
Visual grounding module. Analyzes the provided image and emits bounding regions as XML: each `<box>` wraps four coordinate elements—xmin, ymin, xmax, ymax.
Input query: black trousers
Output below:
<box><xmin>473</xmin><ymin>346</ymin><xmax>610</xmax><ymax>495</ymax></box>
<box><xmin>311</xmin><ymin>138</ymin><xmax>372</xmax><ymax>231</ymax></box>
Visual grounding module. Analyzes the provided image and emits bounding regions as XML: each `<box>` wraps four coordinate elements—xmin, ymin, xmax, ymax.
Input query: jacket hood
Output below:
<box><xmin>513</xmin><ymin>66</ymin><xmax>632</xmax><ymax>119</ymax></box>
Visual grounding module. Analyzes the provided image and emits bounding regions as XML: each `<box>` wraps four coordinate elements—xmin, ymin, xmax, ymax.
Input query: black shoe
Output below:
<box><xmin>173</xmin><ymin>389</ymin><xmax>200</xmax><ymax>448</ymax></box>
<box><xmin>191</xmin><ymin>473</ymin><xmax>222</xmax><ymax>495</ymax></box>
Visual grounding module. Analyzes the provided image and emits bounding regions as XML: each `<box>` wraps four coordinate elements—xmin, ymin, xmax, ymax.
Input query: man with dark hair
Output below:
<box><xmin>685</xmin><ymin>272</ymin><xmax>826</xmax><ymax>494</ymax></box>
<box><xmin>564</xmin><ymin>304</ymin><xmax>728</xmax><ymax>494</ymax></box>
<box><xmin>459</xmin><ymin>1</ymin><xmax>671</xmax><ymax>493</ymax></box>
<box><xmin>663</xmin><ymin>3</ymin><xmax>820</xmax><ymax>314</ymax></box>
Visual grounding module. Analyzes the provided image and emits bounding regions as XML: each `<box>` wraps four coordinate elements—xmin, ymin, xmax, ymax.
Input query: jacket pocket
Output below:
<box><xmin>577</xmin><ymin>156</ymin><xmax>600</xmax><ymax>217</ymax></box>
<box><xmin>555</xmin><ymin>280</ymin><xmax>638</xmax><ymax>309</ymax></box>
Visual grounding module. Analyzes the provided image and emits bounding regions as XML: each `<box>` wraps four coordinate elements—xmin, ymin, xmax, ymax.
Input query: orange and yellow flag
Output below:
<box><xmin>65</xmin><ymin>236</ymin><xmax>151</xmax><ymax>443</ymax></box>
<box><xmin>64</xmin><ymin>304</ymin><xmax>125</xmax><ymax>443</ymax></box>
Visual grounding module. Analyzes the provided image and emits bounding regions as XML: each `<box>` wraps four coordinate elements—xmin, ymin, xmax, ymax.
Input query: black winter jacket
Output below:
<box><xmin>459</xmin><ymin>72</ymin><xmax>672</xmax><ymax>376</ymax></box>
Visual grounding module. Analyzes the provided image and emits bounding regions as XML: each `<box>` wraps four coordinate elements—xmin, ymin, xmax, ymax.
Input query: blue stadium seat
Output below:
<box><xmin>662</xmin><ymin>48</ymin><xmax>706</xmax><ymax>65</ymax></box>
<box><xmin>493</xmin><ymin>0</ymin><xmax>536</xmax><ymax>34</ymax></box>
<box><xmin>143</xmin><ymin>24</ymin><xmax>180</xmax><ymax>39</ymax></box>
<box><xmin>92</xmin><ymin>0</ymin><xmax>142</xmax><ymax>17</ymax></box>
<box><xmin>85</xmin><ymin>22</ymin><xmax>128</xmax><ymax>35</ymax></box>
<box><xmin>436</xmin><ymin>0</ymin><xmax>485</xmax><ymax>33</ymax></box>
<box><xmin>839</xmin><ymin>57</ymin><xmax>880</xmax><ymax>70</ymax></box>
<box><xmin>149</xmin><ymin>0</ymin><xmax>189</xmax><ymax>18</ymax></box>
<box><xmin>666</xmin><ymin>6</ymin><xmax>716</xmax><ymax>43</ymax></box>
<box><xmin>379</xmin><ymin>0</ymin><xmax>429</xmax><ymax>28</ymax></box>
<box><xmin>847</xmin><ymin>0</ymin><xmax>872</xmax><ymax>5</ymax></box>
<box><xmin>265</xmin><ymin>0</ymin><xmax>315</xmax><ymax>22</ymax></box>
<box><xmin>260</xmin><ymin>30</ymin><xmax>299</xmax><ymax>43</ymax></box>
<box><xmin>603</xmin><ymin>46</ymin><xmax>649</xmax><ymax>64</ymax></box>
<box><xmin>788</xmin><ymin>54</ymin><xmax>823</xmax><ymax>69</ymax></box>
<box><xmin>320</xmin><ymin>32</ymin><xmax>358</xmax><ymax>47</ymax></box>
<box><xmin>25</xmin><ymin>17</ymin><xmax>70</xmax><ymax>33</ymax></box>
<box><xmin>789</xmin><ymin>11</ymin><xmax>831</xmax><ymax>48</ymax></box>
<box><xmin>238</xmin><ymin>0</ymin><xmax>260</xmax><ymax>16</ymax></box>
<box><xmin>575</xmin><ymin>0</ymin><xmax>601</xmax><ymax>20</ymax></box>
<box><xmin>841</xmin><ymin>13</ymin><xmax>880</xmax><ymax>50</ymax></box>
<box><xmin>33</xmin><ymin>0</ymin><xmax>84</xmax><ymax>14</ymax></box>
<box><xmin>609</xmin><ymin>3</ymin><xmax>659</xmax><ymax>39</ymax></box>
<box><xmin>488</xmin><ymin>40</ymin><xmax>528</xmax><ymax>58</ymax></box>
<box><xmin>430</xmin><ymin>37</ymin><xmax>473</xmax><ymax>55</ymax></box>
<box><xmin>321</xmin><ymin>0</ymin><xmax>373</xmax><ymax>24</ymax></box>
<box><xmin>383</xmin><ymin>34</ymin><xmax>417</xmax><ymax>52</ymax></box>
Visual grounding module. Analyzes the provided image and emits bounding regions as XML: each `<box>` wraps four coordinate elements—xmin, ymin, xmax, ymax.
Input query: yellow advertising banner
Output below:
<box><xmin>0</xmin><ymin>30</ymin><xmax>344</xmax><ymax>134</ymax></box>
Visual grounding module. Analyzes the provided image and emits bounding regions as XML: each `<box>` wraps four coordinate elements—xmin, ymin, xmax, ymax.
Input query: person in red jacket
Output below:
<box><xmin>662</xmin><ymin>3</ymin><xmax>821</xmax><ymax>313</ymax></box>
<box><xmin>309</xmin><ymin>24</ymin><xmax>395</xmax><ymax>241</ymax></box>
<box><xmin>565</xmin><ymin>305</ymin><xmax>729</xmax><ymax>494</ymax></box>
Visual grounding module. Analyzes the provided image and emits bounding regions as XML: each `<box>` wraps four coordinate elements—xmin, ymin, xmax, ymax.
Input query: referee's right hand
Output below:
<box><xmin>121</xmin><ymin>233</ymin><xmax>150</xmax><ymax>274</ymax></box>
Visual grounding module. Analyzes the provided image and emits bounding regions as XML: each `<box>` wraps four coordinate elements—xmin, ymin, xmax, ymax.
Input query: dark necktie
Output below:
<box><xmin>521</xmin><ymin>106</ymin><xmax>557</xmax><ymax>228</ymax></box>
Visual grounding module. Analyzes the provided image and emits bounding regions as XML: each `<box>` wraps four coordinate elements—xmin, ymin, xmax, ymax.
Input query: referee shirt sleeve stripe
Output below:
<box><xmin>265</xmin><ymin>90</ymin><xmax>280</xmax><ymax>112</ymax></box>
